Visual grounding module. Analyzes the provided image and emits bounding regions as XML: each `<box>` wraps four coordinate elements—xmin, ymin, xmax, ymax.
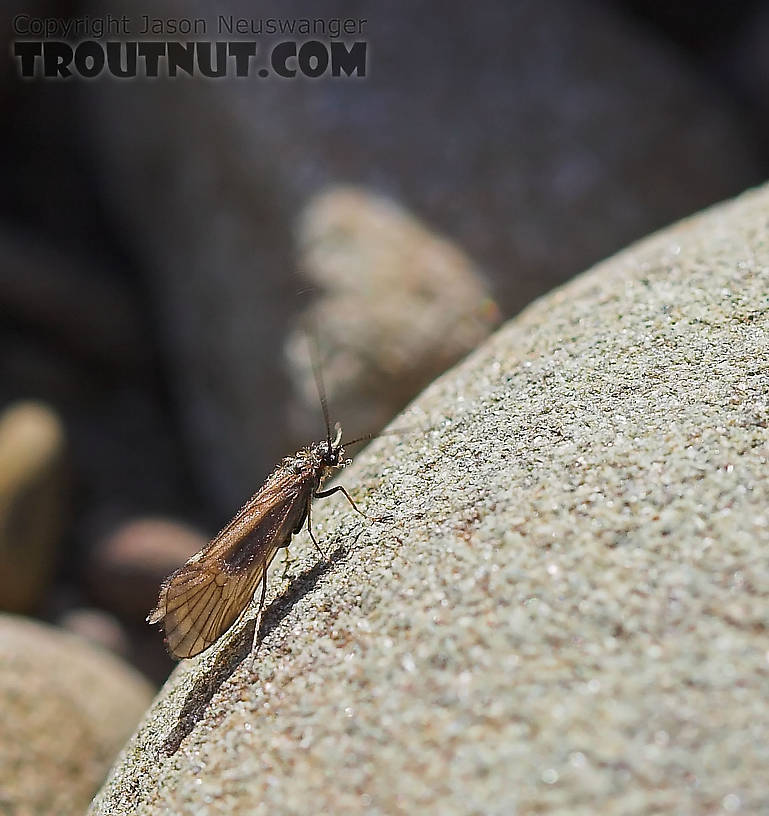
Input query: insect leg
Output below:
<box><xmin>281</xmin><ymin>545</ymin><xmax>294</xmax><ymax>581</ymax></box>
<box><xmin>306</xmin><ymin>495</ymin><xmax>327</xmax><ymax>560</ymax></box>
<box><xmin>251</xmin><ymin>568</ymin><xmax>268</xmax><ymax>654</ymax></box>
<box><xmin>314</xmin><ymin>484</ymin><xmax>366</xmax><ymax>517</ymax></box>
<box><xmin>315</xmin><ymin>485</ymin><xmax>392</xmax><ymax>524</ymax></box>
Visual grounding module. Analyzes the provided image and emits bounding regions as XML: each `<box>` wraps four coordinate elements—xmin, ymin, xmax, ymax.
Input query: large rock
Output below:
<box><xmin>84</xmin><ymin>0</ymin><xmax>761</xmax><ymax>510</ymax></box>
<box><xmin>0</xmin><ymin>614</ymin><xmax>153</xmax><ymax>816</ymax></box>
<box><xmin>89</xmin><ymin>183</ymin><xmax>769</xmax><ymax>814</ymax></box>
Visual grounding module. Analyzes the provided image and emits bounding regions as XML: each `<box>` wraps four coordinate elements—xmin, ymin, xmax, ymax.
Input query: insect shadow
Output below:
<box><xmin>162</xmin><ymin>539</ymin><xmax>352</xmax><ymax>755</ymax></box>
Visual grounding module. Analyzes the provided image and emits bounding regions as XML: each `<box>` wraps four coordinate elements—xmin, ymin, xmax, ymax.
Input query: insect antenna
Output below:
<box><xmin>341</xmin><ymin>432</ymin><xmax>377</xmax><ymax>448</ymax></box>
<box><xmin>307</xmin><ymin>322</ymin><xmax>333</xmax><ymax>449</ymax></box>
<box><xmin>342</xmin><ymin>424</ymin><xmax>432</xmax><ymax>450</ymax></box>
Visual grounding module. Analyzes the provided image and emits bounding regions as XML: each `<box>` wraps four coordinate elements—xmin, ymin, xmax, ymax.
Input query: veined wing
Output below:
<box><xmin>148</xmin><ymin>466</ymin><xmax>315</xmax><ymax>658</ymax></box>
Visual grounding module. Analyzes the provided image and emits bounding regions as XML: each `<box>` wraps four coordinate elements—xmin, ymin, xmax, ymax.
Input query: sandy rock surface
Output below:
<box><xmin>91</xmin><ymin>183</ymin><xmax>769</xmax><ymax>814</ymax></box>
<box><xmin>0</xmin><ymin>614</ymin><xmax>154</xmax><ymax>816</ymax></box>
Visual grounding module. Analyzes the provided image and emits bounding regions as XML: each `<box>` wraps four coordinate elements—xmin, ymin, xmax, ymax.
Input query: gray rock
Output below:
<box><xmin>84</xmin><ymin>0</ymin><xmax>761</xmax><ymax>510</ymax></box>
<box><xmin>0</xmin><ymin>401</ymin><xmax>66</xmax><ymax>612</ymax></box>
<box><xmin>88</xmin><ymin>183</ymin><xmax>769</xmax><ymax>814</ymax></box>
<box><xmin>0</xmin><ymin>614</ymin><xmax>153</xmax><ymax>816</ymax></box>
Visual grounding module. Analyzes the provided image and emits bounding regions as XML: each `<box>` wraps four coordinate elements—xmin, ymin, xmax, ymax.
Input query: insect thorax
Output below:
<box><xmin>282</xmin><ymin>441</ymin><xmax>339</xmax><ymax>476</ymax></box>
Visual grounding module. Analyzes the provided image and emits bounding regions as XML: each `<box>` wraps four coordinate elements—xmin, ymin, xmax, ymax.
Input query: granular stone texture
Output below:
<box><xmin>90</xmin><ymin>182</ymin><xmax>769</xmax><ymax>815</ymax></box>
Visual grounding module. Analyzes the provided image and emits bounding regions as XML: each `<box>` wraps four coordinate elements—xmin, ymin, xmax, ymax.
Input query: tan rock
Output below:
<box><xmin>287</xmin><ymin>185</ymin><xmax>499</xmax><ymax>440</ymax></box>
<box><xmin>0</xmin><ymin>401</ymin><xmax>66</xmax><ymax>612</ymax></box>
<box><xmin>0</xmin><ymin>614</ymin><xmax>153</xmax><ymax>816</ymax></box>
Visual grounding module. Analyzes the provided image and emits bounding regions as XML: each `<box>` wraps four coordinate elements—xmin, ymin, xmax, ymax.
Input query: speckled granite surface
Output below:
<box><xmin>90</xmin><ymin>183</ymin><xmax>769</xmax><ymax>815</ymax></box>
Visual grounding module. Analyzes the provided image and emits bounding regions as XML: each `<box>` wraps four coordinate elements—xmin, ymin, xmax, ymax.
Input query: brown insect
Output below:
<box><xmin>148</xmin><ymin>353</ymin><xmax>369</xmax><ymax>659</ymax></box>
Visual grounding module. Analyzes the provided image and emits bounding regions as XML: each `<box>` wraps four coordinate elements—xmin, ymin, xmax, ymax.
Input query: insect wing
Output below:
<box><xmin>149</xmin><ymin>551</ymin><xmax>273</xmax><ymax>659</ymax></box>
<box><xmin>149</xmin><ymin>466</ymin><xmax>315</xmax><ymax>658</ymax></box>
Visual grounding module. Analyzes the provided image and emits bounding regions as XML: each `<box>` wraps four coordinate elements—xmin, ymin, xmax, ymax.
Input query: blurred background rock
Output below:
<box><xmin>0</xmin><ymin>614</ymin><xmax>153</xmax><ymax>816</ymax></box>
<box><xmin>0</xmin><ymin>0</ymin><xmax>767</xmax><ymax>692</ymax></box>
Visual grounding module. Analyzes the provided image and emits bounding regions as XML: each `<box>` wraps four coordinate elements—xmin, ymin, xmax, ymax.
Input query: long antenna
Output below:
<box><xmin>308</xmin><ymin>321</ymin><xmax>332</xmax><ymax>448</ymax></box>
<box><xmin>343</xmin><ymin>425</ymin><xmax>426</xmax><ymax>449</ymax></box>
<box><xmin>341</xmin><ymin>432</ymin><xmax>376</xmax><ymax>448</ymax></box>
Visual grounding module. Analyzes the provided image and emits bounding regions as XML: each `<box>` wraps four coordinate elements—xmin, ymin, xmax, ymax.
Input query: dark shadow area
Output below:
<box><xmin>162</xmin><ymin>542</ymin><xmax>351</xmax><ymax>755</ymax></box>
